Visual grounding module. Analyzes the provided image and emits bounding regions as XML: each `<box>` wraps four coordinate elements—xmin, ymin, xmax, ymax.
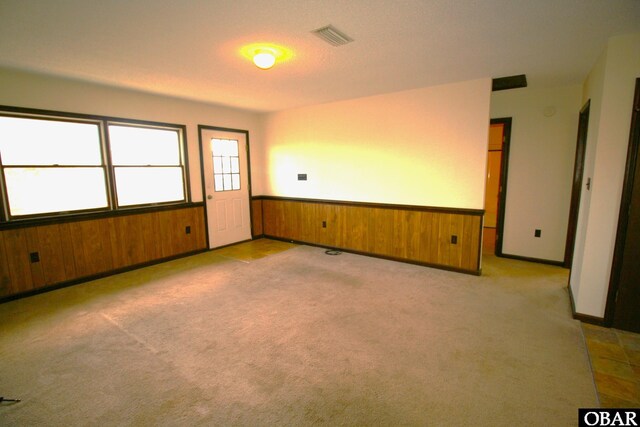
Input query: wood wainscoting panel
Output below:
<box><xmin>69</xmin><ymin>218</ymin><xmax>115</xmax><ymax>279</ymax></box>
<box><xmin>262</xmin><ymin>199</ymin><xmax>280</xmax><ymax>238</ymax></box>
<box><xmin>404</xmin><ymin>210</ymin><xmax>423</xmax><ymax>261</ymax></box>
<box><xmin>314</xmin><ymin>202</ymin><xmax>329</xmax><ymax>246</ymax></box>
<box><xmin>24</xmin><ymin>227</ymin><xmax>46</xmax><ymax>288</ymax></box>
<box><xmin>257</xmin><ymin>196</ymin><xmax>483</xmax><ymax>274</ymax></box>
<box><xmin>463</xmin><ymin>216</ymin><xmax>481</xmax><ymax>270</ymax></box>
<box><xmin>284</xmin><ymin>201</ymin><xmax>303</xmax><ymax>242</ymax></box>
<box><xmin>32</xmin><ymin>224</ymin><xmax>74</xmax><ymax>286</ymax></box>
<box><xmin>448</xmin><ymin>214</ymin><xmax>463</xmax><ymax>268</ymax></box>
<box><xmin>327</xmin><ymin>203</ymin><xmax>348</xmax><ymax>249</ymax></box>
<box><xmin>0</xmin><ymin>228</ymin><xmax>34</xmax><ymax>295</ymax></box>
<box><xmin>109</xmin><ymin>212</ymin><xmax>163</xmax><ymax>269</ymax></box>
<box><xmin>300</xmin><ymin>202</ymin><xmax>318</xmax><ymax>243</ymax></box>
<box><xmin>371</xmin><ymin>207</ymin><xmax>395</xmax><ymax>257</ymax></box>
<box><xmin>0</xmin><ymin>205</ymin><xmax>207</xmax><ymax>299</ymax></box>
<box><xmin>0</xmin><ymin>231</ymin><xmax>13</xmax><ymax>295</ymax></box>
<box><xmin>463</xmin><ymin>215</ymin><xmax>478</xmax><ymax>270</ymax></box>
<box><xmin>156</xmin><ymin>206</ymin><xmax>206</xmax><ymax>258</ymax></box>
<box><xmin>345</xmin><ymin>206</ymin><xmax>370</xmax><ymax>252</ymax></box>
<box><xmin>436</xmin><ymin>213</ymin><xmax>451</xmax><ymax>266</ymax></box>
<box><xmin>57</xmin><ymin>223</ymin><xmax>79</xmax><ymax>280</ymax></box>
<box><xmin>416</xmin><ymin>211</ymin><xmax>435</xmax><ymax>262</ymax></box>
<box><xmin>251</xmin><ymin>199</ymin><xmax>263</xmax><ymax>237</ymax></box>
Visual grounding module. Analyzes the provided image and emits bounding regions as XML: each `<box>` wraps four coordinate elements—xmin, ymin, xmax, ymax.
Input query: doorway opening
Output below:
<box><xmin>483</xmin><ymin>118</ymin><xmax>511</xmax><ymax>256</ymax></box>
<box><xmin>564</xmin><ymin>100</ymin><xmax>590</xmax><ymax>268</ymax></box>
<box><xmin>605</xmin><ymin>78</ymin><xmax>640</xmax><ymax>332</ymax></box>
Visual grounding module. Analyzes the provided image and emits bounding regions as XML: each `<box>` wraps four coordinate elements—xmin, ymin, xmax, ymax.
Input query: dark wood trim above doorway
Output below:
<box><xmin>564</xmin><ymin>100</ymin><xmax>590</xmax><ymax>268</ymax></box>
<box><xmin>490</xmin><ymin>117</ymin><xmax>512</xmax><ymax>257</ymax></box>
<box><xmin>492</xmin><ymin>75</ymin><xmax>527</xmax><ymax>92</ymax></box>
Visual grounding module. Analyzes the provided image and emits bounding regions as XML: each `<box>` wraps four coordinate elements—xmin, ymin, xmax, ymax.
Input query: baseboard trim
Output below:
<box><xmin>0</xmin><ymin>248</ymin><xmax>208</xmax><ymax>304</ymax></box>
<box><xmin>265</xmin><ymin>235</ymin><xmax>482</xmax><ymax>276</ymax></box>
<box><xmin>573</xmin><ymin>312</ymin><xmax>606</xmax><ymax>326</ymax></box>
<box><xmin>498</xmin><ymin>252</ymin><xmax>565</xmax><ymax>267</ymax></box>
<box><xmin>567</xmin><ymin>281</ymin><xmax>606</xmax><ymax>326</ymax></box>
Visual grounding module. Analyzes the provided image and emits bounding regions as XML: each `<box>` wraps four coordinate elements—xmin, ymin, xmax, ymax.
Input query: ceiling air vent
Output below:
<box><xmin>311</xmin><ymin>25</ymin><xmax>354</xmax><ymax>47</ymax></box>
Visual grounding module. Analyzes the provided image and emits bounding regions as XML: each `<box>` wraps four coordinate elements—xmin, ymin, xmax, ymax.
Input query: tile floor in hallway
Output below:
<box><xmin>582</xmin><ymin>323</ymin><xmax>640</xmax><ymax>408</ymax></box>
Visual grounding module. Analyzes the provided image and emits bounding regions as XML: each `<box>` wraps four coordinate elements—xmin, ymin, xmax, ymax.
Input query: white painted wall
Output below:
<box><xmin>570</xmin><ymin>32</ymin><xmax>640</xmax><ymax>318</ymax></box>
<box><xmin>0</xmin><ymin>67</ymin><xmax>265</xmax><ymax>201</ymax></box>
<box><xmin>490</xmin><ymin>85</ymin><xmax>582</xmax><ymax>262</ymax></box>
<box><xmin>261</xmin><ymin>79</ymin><xmax>492</xmax><ymax>209</ymax></box>
<box><xmin>569</xmin><ymin>45</ymin><xmax>608</xmax><ymax>303</ymax></box>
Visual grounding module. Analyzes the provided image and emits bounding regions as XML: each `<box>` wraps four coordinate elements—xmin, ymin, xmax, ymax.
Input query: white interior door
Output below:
<box><xmin>200</xmin><ymin>128</ymin><xmax>251</xmax><ymax>248</ymax></box>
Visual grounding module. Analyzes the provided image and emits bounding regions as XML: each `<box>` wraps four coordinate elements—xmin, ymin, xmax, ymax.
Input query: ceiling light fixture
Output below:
<box><xmin>239</xmin><ymin>43</ymin><xmax>294</xmax><ymax>71</ymax></box>
<box><xmin>253</xmin><ymin>48</ymin><xmax>276</xmax><ymax>70</ymax></box>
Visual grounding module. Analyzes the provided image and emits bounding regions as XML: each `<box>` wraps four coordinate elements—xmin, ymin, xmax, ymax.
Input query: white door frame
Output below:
<box><xmin>198</xmin><ymin>125</ymin><xmax>253</xmax><ymax>249</ymax></box>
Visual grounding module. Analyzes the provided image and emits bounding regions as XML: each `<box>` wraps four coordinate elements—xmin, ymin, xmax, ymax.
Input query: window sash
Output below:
<box><xmin>3</xmin><ymin>166</ymin><xmax>109</xmax><ymax>217</ymax></box>
<box><xmin>0</xmin><ymin>115</ymin><xmax>103</xmax><ymax>166</ymax></box>
<box><xmin>108</xmin><ymin>122</ymin><xmax>187</xmax><ymax>208</ymax></box>
<box><xmin>113</xmin><ymin>166</ymin><xmax>186</xmax><ymax>207</ymax></box>
<box><xmin>108</xmin><ymin>124</ymin><xmax>182</xmax><ymax>166</ymax></box>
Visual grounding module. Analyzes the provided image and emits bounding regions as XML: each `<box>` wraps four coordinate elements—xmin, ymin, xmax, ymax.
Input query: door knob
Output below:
<box><xmin>207</xmin><ymin>195</ymin><xmax>213</xmax><ymax>200</ymax></box>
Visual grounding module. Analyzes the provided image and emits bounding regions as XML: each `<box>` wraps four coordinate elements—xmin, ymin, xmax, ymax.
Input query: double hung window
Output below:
<box><xmin>0</xmin><ymin>108</ymin><xmax>189</xmax><ymax>222</ymax></box>
<box><xmin>108</xmin><ymin>124</ymin><xmax>185</xmax><ymax>207</ymax></box>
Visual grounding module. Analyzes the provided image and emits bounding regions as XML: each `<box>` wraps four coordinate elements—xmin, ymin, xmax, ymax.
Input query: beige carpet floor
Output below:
<box><xmin>0</xmin><ymin>243</ymin><xmax>597</xmax><ymax>426</ymax></box>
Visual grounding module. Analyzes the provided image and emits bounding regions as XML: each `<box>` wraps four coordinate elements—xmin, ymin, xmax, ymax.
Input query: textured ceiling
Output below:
<box><xmin>1</xmin><ymin>0</ymin><xmax>639</xmax><ymax>112</ymax></box>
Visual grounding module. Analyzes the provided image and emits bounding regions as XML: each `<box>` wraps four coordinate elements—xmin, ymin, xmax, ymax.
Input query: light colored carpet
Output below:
<box><xmin>0</xmin><ymin>244</ymin><xmax>597</xmax><ymax>426</ymax></box>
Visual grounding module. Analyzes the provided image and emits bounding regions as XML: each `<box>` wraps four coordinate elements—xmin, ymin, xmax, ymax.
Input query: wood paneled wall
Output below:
<box><xmin>251</xmin><ymin>199</ymin><xmax>263</xmax><ymax>237</ymax></box>
<box><xmin>259</xmin><ymin>197</ymin><xmax>482</xmax><ymax>274</ymax></box>
<box><xmin>0</xmin><ymin>205</ymin><xmax>206</xmax><ymax>299</ymax></box>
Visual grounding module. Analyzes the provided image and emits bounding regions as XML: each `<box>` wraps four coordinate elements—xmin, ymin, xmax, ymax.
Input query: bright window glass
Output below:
<box><xmin>0</xmin><ymin>116</ymin><xmax>102</xmax><ymax>165</ymax></box>
<box><xmin>108</xmin><ymin>125</ymin><xmax>181</xmax><ymax>165</ymax></box>
<box><xmin>0</xmin><ymin>110</ymin><xmax>190</xmax><ymax>221</ymax></box>
<box><xmin>4</xmin><ymin>168</ymin><xmax>108</xmax><ymax>216</ymax></box>
<box><xmin>0</xmin><ymin>116</ymin><xmax>107</xmax><ymax>217</ymax></box>
<box><xmin>108</xmin><ymin>124</ymin><xmax>186</xmax><ymax>207</ymax></box>
<box><xmin>212</xmin><ymin>138</ymin><xmax>240</xmax><ymax>192</ymax></box>
<box><xmin>114</xmin><ymin>167</ymin><xmax>184</xmax><ymax>206</ymax></box>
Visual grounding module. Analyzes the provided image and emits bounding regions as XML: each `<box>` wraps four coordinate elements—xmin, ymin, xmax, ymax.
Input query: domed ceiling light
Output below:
<box><xmin>239</xmin><ymin>43</ymin><xmax>294</xmax><ymax>70</ymax></box>
<box><xmin>253</xmin><ymin>48</ymin><xmax>276</xmax><ymax>70</ymax></box>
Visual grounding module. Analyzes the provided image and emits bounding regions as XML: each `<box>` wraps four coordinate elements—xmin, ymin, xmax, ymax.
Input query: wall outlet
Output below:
<box><xmin>451</xmin><ymin>235</ymin><xmax>458</xmax><ymax>244</ymax></box>
<box><xmin>30</xmin><ymin>252</ymin><xmax>40</xmax><ymax>263</ymax></box>
<box><xmin>535</xmin><ymin>229</ymin><xmax>541</xmax><ymax>238</ymax></box>
<box><xmin>185</xmin><ymin>226</ymin><xmax>191</xmax><ymax>234</ymax></box>
<box><xmin>322</xmin><ymin>221</ymin><xmax>327</xmax><ymax>228</ymax></box>
<box><xmin>298</xmin><ymin>173</ymin><xmax>307</xmax><ymax>181</ymax></box>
